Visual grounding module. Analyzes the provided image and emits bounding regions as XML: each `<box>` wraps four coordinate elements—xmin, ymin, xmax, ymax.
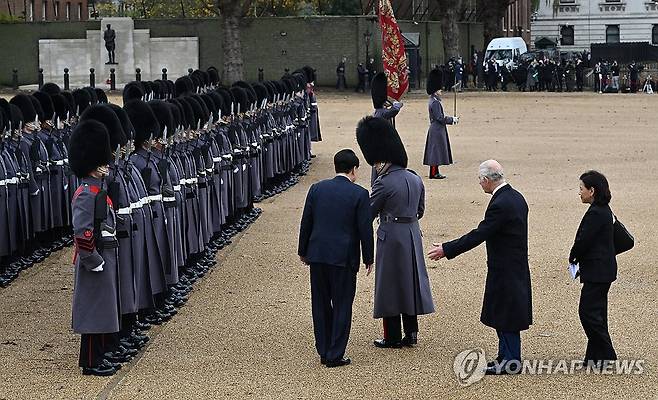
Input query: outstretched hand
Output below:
<box><xmin>428</xmin><ymin>243</ymin><xmax>445</xmax><ymax>261</ymax></box>
<box><xmin>365</xmin><ymin>264</ymin><xmax>374</xmax><ymax>276</ymax></box>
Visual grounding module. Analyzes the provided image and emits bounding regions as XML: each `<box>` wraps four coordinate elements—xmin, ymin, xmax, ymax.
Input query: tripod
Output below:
<box><xmin>642</xmin><ymin>75</ymin><xmax>653</xmax><ymax>94</ymax></box>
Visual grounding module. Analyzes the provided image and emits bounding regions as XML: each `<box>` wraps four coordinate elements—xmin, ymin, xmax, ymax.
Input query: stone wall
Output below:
<box><xmin>0</xmin><ymin>17</ymin><xmax>483</xmax><ymax>87</ymax></box>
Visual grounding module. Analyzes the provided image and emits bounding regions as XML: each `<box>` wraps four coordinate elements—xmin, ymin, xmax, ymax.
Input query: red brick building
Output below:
<box><xmin>500</xmin><ymin>0</ymin><xmax>532</xmax><ymax>44</ymax></box>
<box><xmin>1</xmin><ymin>0</ymin><xmax>89</xmax><ymax>21</ymax></box>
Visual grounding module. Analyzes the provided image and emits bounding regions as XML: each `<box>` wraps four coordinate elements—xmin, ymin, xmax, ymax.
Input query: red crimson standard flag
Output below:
<box><xmin>378</xmin><ymin>0</ymin><xmax>409</xmax><ymax>100</ymax></box>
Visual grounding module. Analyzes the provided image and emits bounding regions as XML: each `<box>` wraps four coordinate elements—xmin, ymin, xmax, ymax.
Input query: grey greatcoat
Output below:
<box><xmin>423</xmin><ymin>95</ymin><xmax>454</xmax><ymax>167</ymax></box>
<box><xmin>370</xmin><ymin>165</ymin><xmax>435</xmax><ymax>318</ymax></box>
<box><xmin>71</xmin><ymin>177</ymin><xmax>120</xmax><ymax>334</ymax></box>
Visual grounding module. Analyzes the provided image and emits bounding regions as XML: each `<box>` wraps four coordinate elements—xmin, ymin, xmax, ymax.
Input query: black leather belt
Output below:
<box><xmin>380</xmin><ymin>215</ymin><xmax>418</xmax><ymax>224</ymax></box>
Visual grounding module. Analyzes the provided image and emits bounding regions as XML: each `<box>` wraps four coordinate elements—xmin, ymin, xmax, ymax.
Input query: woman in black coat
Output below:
<box><xmin>569</xmin><ymin>170</ymin><xmax>617</xmax><ymax>364</ymax></box>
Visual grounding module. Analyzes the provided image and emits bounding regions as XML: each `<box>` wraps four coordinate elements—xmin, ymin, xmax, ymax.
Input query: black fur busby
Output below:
<box><xmin>165</xmin><ymin>80</ymin><xmax>175</xmax><ymax>98</ymax></box>
<box><xmin>356</xmin><ymin>116</ymin><xmax>408</xmax><ymax>168</ymax></box>
<box><xmin>252</xmin><ymin>83</ymin><xmax>268</xmax><ymax>106</ymax></box>
<box><xmin>371</xmin><ymin>72</ymin><xmax>388</xmax><ymax>109</ymax></box>
<box><xmin>208</xmin><ymin>91</ymin><xmax>225</xmax><ymax>116</ymax></box>
<box><xmin>29</xmin><ymin>96</ymin><xmax>45</xmax><ymax>122</ymax></box>
<box><xmin>187</xmin><ymin>96</ymin><xmax>207</xmax><ymax>126</ymax></box>
<box><xmin>167</xmin><ymin>101</ymin><xmax>182</xmax><ymax>129</ymax></box>
<box><xmin>426</xmin><ymin>68</ymin><xmax>443</xmax><ymax>95</ymax></box>
<box><xmin>41</xmin><ymin>82</ymin><xmax>61</xmax><ymax>96</ymax></box>
<box><xmin>215</xmin><ymin>87</ymin><xmax>233</xmax><ymax>117</ymax></box>
<box><xmin>229</xmin><ymin>87</ymin><xmax>249</xmax><ymax>114</ymax></box>
<box><xmin>200</xmin><ymin>94</ymin><xmax>218</xmax><ymax>121</ymax></box>
<box><xmin>68</xmin><ymin>119</ymin><xmax>113</xmax><ymax>178</ymax></box>
<box><xmin>72</xmin><ymin>89</ymin><xmax>91</xmax><ymax>114</ymax></box>
<box><xmin>33</xmin><ymin>91</ymin><xmax>55</xmax><ymax>120</ymax></box>
<box><xmin>302</xmin><ymin>66</ymin><xmax>316</xmax><ymax>84</ymax></box>
<box><xmin>8</xmin><ymin>104</ymin><xmax>24</xmax><ymax>129</ymax></box>
<box><xmin>84</xmin><ymin>87</ymin><xmax>98</xmax><ymax>105</ymax></box>
<box><xmin>123</xmin><ymin>81</ymin><xmax>144</xmax><ymax>104</ymax></box>
<box><xmin>10</xmin><ymin>94</ymin><xmax>37</xmax><ymax>123</ymax></box>
<box><xmin>233</xmin><ymin>81</ymin><xmax>257</xmax><ymax>109</ymax></box>
<box><xmin>148</xmin><ymin>100</ymin><xmax>174</xmax><ymax>138</ymax></box>
<box><xmin>207</xmin><ymin>67</ymin><xmax>220</xmax><ymax>85</ymax></box>
<box><xmin>108</xmin><ymin>103</ymin><xmax>135</xmax><ymax>141</ymax></box>
<box><xmin>178</xmin><ymin>98</ymin><xmax>196</xmax><ymax>128</ymax></box>
<box><xmin>61</xmin><ymin>91</ymin><xmax>76</xmax><ymax>115</ymax></box>
<box><xmin>95</xmin><ymin>88</ymin><xmax>109</xmax><ymax>104</ymax></box>
<box><xmin>175</xmin><ymin>76</ymin><xmax>193</xmax><ymax>97</ymax></box>
<box><xmin>80</xmin><ymin>104</ymin><xmax>127</xmax><ymax>149</ymax></box>
<box><xmin>124</xmin><ymin>100</ymin><xmax>159</xmax><ymax>147</ymax></box>
<box><xmin>51</xmin><ymin>94</ymin><xmax>69</xmax><ymax>121</ymax></box>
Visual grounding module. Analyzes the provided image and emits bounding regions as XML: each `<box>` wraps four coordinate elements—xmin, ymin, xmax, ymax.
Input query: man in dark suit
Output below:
<box><xmin>428</xmin><ymin>160</ymin><xmax>532</xmax><ymax>375</ymax></box>
<box><xmin>298</xmin><ymin>149</ymin><xmax>374</xmax><ymax>368</ymax></box>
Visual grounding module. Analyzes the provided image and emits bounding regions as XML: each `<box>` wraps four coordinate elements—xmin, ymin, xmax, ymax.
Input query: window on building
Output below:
<box><xmin>560</xmin><ymin>25</ymin><xmax>574</xmax><ymax>45</ymax></box>
<box><xmin>66</xmin><ymin>2</ymin><xmax>70</xmax><ymax>20</ymax></box>
<box><xmin>28</xmin><ymin>0</ymin><xmax>34</xmax><ymax>21</ymax></box>
<box><xmin>54</xmin><ymin>1</ymin><xmax>59</xmax><ymax>18</ymax></box>
<box><xmin>77</xmin><ymin>2</ymin><xmax>82</xmax><ymax>19</ymax></box>
<box><xmin>42</xmin><ymin>1</ymin><xmax>47</xmax><ymax>20</ymax></box>
<box><xmin>606</xmin><ymin>25</ymin><xmax>620</xmax><ymax>43</ymax></box>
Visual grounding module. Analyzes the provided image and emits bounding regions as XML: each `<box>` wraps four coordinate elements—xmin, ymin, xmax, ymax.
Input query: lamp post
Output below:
<box><xmin>364</xmin><ymin>30</ymin><xmax>372</xmax><ymax>64</ymax></box>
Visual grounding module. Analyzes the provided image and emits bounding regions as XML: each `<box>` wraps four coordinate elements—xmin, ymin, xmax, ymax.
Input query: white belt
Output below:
<box><xmin>54</xmin><ymin>160</ymin><xmax>66</xmax><ymax>166</ymax></box>
<box><xmin>6</xmin><ymin>177</ymin><xmax>18</xmax><ymax>184</ymax></box>
<box><xmin>205</xmin><ymin>168</ymin><xmax>213</xmax><ymax>173</ymax></box>
<box><xmin>198</xmin><ymin>171</ymin><xmax>206</xmax><ymax>176</ymax></box>
<box><xmin>163</xmin><ymin>196</ymin><xmax>176</xmax><ymax>202</ymax></box>
<box><xmin>101</xmin><ymin>230</ymin><xmax>115</xmax><ymax>238</ymax></box>
<box><xmin>190</xmin><ymin>178</ymin><xmax>198</xmax><ymax>184</ymax></box>
<box><xmin>130</xmin><ymin>201</ymin><xmax>142</xmax><ymax>209</ymax></box>
<box><xmin>212</xmin><ymin>157</ymin><xmax>222</xmax><ymax>162</ymax></box>
<box><xmin>64</xmin><ymin>158</ymin><xmax>69</xmax><ymax>163</ymax></box>
<box><xmin>148</xmin><ymin>194</ymin><xmax>162</xmax><ymax>202</ymax></box>
<box><xmin>179</xmin><ymin>179</ymin><xmax>186</xmax><ymax>185</ymax></box>
<box><xmin>222</xmin><ymin>155</ymin><xmax>233</xmax><ymax>161</ymax></box>
<box><xmin>117</xmin><ymin>207</ymin><xmax>132</xmax><ymax>215</ymax></box>
<box><xmin>0</xmin><ymin>180</ymin><xmax>5</xmax><ymax>186</ymax></box>
<box><xmin>311</xmin><ymin>102</ymin><xmax>318</xmax><ymax>106</ymax></box>
<box><xmin>173</xmin><ymin>185</ymin><xmax>181</xmax><ymax>191</ymax></box>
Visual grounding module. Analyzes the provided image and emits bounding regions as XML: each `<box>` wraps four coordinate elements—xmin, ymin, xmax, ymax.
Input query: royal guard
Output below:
<box><xmin>69</xmin><ymin>119</ymin><xmax>121</xmax><ymax>376</ymax></box>
<box><xmin>423</xmin><ymin>68</ymin><xmax>459</xmax><ymax>180</ymax></box>
<box><xmin>356</xmin><ymin>116</ymin><xmax>435</xmax><ymax>349</ymax></box>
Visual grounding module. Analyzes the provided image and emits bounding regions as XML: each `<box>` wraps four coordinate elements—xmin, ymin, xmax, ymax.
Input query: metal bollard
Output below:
<box><xmin>89</xmin><ymin>68</ymin><xmax>95</xmax><ymax>88</ymax></box>
<box><xmin>12</xmin><ymin>68</ymin><xmax>18</xmax><ymax>90</ymax></box>
<box><xmin>188</xmin><ymin>68</ymin><xmax>193</xmax><ymax>75</ymax></box>
<box><xmin>162</xmin><ymin>68</ymin><xmax>167</xmax><ymax>80</ymax></box>
<box><xmin>38</xmin><ymin>68</ymin><xmax>44</xmax><ymax>89</ymax></box>
<box><xmin>284</xmin><ymin>68</ymin><xmax>290</xmax><ymax>75</ymax></box>
<box><xmin>110</xmin><ymin>68</ymin><xmax>116</xmax><ymax>91</ymax></box>
<box><xmin>136</xmin><ymin>68</ymin><xmax>141</xmax><ymax>82</ymax></box>
<box><xmin>258</xmin><ymin>68</ymin><xmax>264</xmax><ymax>82</ymax></box>
<box><xmin>63</xmin><ymin>68</ymin><xmax>70</xmax><ymax>90</ymax></box>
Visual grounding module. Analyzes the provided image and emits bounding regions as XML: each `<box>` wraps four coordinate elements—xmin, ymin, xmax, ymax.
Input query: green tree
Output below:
<box><xmin>328</xmin><ymin>0</ymin><xmax>360</xmax><ymax>15</ymax></box>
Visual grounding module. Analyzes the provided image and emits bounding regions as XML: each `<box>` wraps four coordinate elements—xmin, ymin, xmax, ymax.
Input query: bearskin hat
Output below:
<box><xmin>167</xmin><ymin>101</ymin><xmax>182</xmax><ymax>129</ymax></box>
<box><xmin>426</xmin><ymin>68</ymin><xmax>443</xmax><ymax>95</ymax></box>
<box><xmin>199</xmin><ymin>94</ymin><xmax>218</xmax><ymax>121</ymax></box>
<box><xmin>29</xmin><ymin>96</ymin><xmax>45</xmax><ymax>122</ymax></box>
<box><xmin>51</xmin><ymin>94</ymin><xmax>70</xmax><ymax>121</ymax></box>
<box><xmin>371</xmin><ymin>72</ymin><xmax>388</xmax><ymax>109</ymax></box>
<box><xmin>84</xmin><ymin>87</ymin><xmax>98</xmax><ymax>105</ymax></box>
<box><xmin>72</xmin><ymin>89</ymin><xmax>91</xmax><ymax>114</ymax></box>
<box><xmin>123</xmin><ymin>81</ymin><xmax>144</xmax><ymax>104</ymax></box>
<box><xmin>80</xmin><ymin>104</ymin><xmax>127</xmax><ymax>149</ymax></box>
<box><xmin>61</xmin><ymin>91</ymin><xmax>76</xmax><ymax>115</ymax></box>
<box><xmin>95</xmin><ymin>88</ymin><xmax>109</xmax><ymax>104</ymax></box>
<box><xmin>207</xmin><ymin>67</ymin><xmax>220</xmax><ymax>85</ymax></box>
<box><xmin>124</xmin><ymin>100</ymin><xmax>159</xmax><ymax>147</ymax></box>
<box><xmin>68</xmin><ymin>119</ymin><xmax>112</xmax><ymax>178</ymax></box>
<box><xmin>108</xmin><ymin>103</ymin><xmax>135</xmax><ymax>141</ymax></box>
<box><xmin>302</xmin><ymin>66</ymin><xmax>316</xmax><ymax>84</ymax></box>
<box><xmin>252</xmin><ymin>83</ymin><xmax>268</xmax><ymax>106</ymax></box>
<box><xmin>10</xmin><ymin>94</ymin><xmax>37</xmax><ymax>123</ymax></box>
<box><xmin>176</xmin><ymin>98</ymin><xmax>195</xmax><ymax>128</ymax></box>
<box><xmin>187</xmin><ymin>96</ymin><xmax>207</xmax><ymax>126</ymax></box>
<box><xmin>41</xmin><ymin>82</ymin><xmax>61</xmax><ymax>96</ymax></box>
<box><xmin>175</xmin><ymin>76</ymin><xmax>194</xmax><ymax>97</ymax></box>
<box><xmin>229</xmin><ymin>87</ymin><xmax>249</xmax><ymax>114</ymax></box>
<box><xmin>208</xmin><ymin>91</ymin><xmax>225</xmax><ymax>117</ymax></box>
<box><xmin>356</xmin><ymin>116</ymin><xmax>408</xmax><ymax>168</ymax></box>
<box><xmin>33</xmin><ymin>91</ymin><xmax>55</xmax><ymax>120</ymax></box>
<box><xmin>148</xmin><ymin>100</ymin><xmax>174</xmax><ymax>139</ymax></box>
<box><xmin>8</xmin><ymin>104</ymin><xmax>24</xmax><ymax>129</ymax></box>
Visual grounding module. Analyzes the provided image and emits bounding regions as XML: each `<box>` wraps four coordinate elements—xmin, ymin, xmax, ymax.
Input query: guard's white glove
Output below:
<box><xmin>452</xmin><ymin>116</ymin><xmax>460</xmax><ymax>125</ymax></box>
<box><xmin>393</xmin><ymin>101</ymin><xmax>403</xmax><ymax>109</ymax></box>
<box><xmin>91</xmin><ymin>262</ymin><xmax>105</xmax><ymax>272</ymax></box>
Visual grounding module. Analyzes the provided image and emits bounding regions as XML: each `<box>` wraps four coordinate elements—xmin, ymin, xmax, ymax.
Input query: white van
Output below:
<box><xmin>485</xmin><ymin>37</ymin><xmax>528</xmax><ymax>67</ymax></box>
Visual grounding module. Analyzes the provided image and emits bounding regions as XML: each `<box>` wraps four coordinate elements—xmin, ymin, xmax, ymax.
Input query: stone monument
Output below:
<box><xmin>38</xmin><ymin>17</ymin><xmax>199</xmax><ymax>88</ymax></box>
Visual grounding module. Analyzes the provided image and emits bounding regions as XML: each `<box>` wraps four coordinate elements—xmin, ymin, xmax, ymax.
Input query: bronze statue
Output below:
<box><xmin>104</xmin><ymin>24</ymin><xmax>116</xmax><ymax>65</ymax></box>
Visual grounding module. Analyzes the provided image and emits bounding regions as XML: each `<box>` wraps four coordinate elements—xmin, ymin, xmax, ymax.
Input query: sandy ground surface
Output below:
<box><xmin>0</xmin><ymin>91</ymin><xmax>657</xmax><ymax>399</ymax></box>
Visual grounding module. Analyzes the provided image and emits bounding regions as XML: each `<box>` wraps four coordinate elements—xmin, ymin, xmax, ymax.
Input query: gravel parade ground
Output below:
<box><xmin>0</xmin><ymin>91</ymin><xmax>656</xmax><ymax>399</ymax></box>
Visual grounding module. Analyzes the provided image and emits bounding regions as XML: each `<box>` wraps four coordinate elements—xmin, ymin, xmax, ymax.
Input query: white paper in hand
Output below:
<box><xmin>568</xmin><ymin>263</ymin><xmax>580</xmax><ymax>280</ymax></box>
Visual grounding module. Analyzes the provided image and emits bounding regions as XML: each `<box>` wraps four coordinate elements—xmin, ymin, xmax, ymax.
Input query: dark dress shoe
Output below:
<box><xmin>320</xmin><ymin>358</ymin><xmax>327</xmax><ymax>365</ymax></box>
<box><xmin>99</xmin><ymin>359</ymin><xmax>122</xmax><ymax>370</ymax></box>
<box><xmin>326</xmin><ymin>357</ymin><xmax>351</xmax><ymax>368</ymax></box>
<box><xmin>401</xmin><ymin>332</ymin><xmax>418</xmax><ymax>347</ymax></box>
<box><xmin>485</xmin><ymin>363</ymin><xmax>520</xmax><ymax>375</ymax></box>
<box><xmin>82</xmin><ymin>365</ymin><xmax>117</xmax><ymax>376</ymax></box>
<box><xmin>487</xmin><ymin>357</ymin><xmax>504</xmax><ymax>368</ymax></box>
<box><xmin>373</xmin><ymin>339</ymin><xmax>402</xmax><ymax>349</ymax></box>
<box><xmin>429</xmin><ymin>173</ymin><xmax>447</xmax><ymax>180</ymax></box>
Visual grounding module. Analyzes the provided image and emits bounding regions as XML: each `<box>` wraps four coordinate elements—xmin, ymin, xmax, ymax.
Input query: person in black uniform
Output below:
<box><xmin>356</xmin><ymin>63</ymin><xmax>367</xmax><ymax>93</ymax></box>
<box><xmin>336</xmin><ymin>57</ymin><xmax>347</xmax><ymax>91</ymax></box>
<box><xmin>569</xmin><ymin>170</ymin><xmax>618</xmax><ymax>365</ymax></box>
